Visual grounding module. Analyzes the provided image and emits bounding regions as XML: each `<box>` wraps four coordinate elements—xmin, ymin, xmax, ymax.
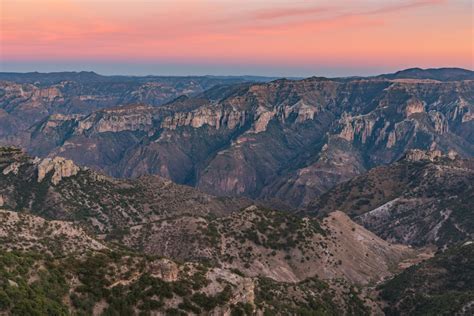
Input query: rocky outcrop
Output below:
<box><xmin>161</xmin><ymin>106</ymin><xmax>248</xmax><ymax>130</ymax></box>
<box><xmin>338</xmin><ymin>113</ymin><xmax>377</xmax><ymax>143</ymax></box>
<box><xmin>76</xmin><ymin>105</ymin><xmax>154</xmax><ymax>134</ymax></box>
<box><xmin>149</xmin><ymin>259</ymin><xmax>179</xmax><ymax>282</ymax></box>
<box><xmin>403</xmin><ymin>149</ymin><xmax>445</xmax><ymax>162</ymax></box>
<box><xmin>405</xmin><ymin>98</ymin><xmax>425</xmax><ymax>117</ymax></box>
<box><xmin>37</xmin><ymin>156</ymin><xmax>80</xmax><ymax>185</ymax></box>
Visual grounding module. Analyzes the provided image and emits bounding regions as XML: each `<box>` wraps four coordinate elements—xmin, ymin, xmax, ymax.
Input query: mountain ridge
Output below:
<box><xmin>4</xmin><ymin>74</ymin><xmax>470</xmax><ymax>207</ymax></box>
<box><xmin>306</xmin><ymin>149</ymin><xmax>474</xmax><ymax>248</ymax></box>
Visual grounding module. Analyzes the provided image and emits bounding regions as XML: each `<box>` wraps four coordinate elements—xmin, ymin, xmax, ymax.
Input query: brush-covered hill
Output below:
<box><xmin>0</xmin><ymin>147</ymin><xmax>416</xmax><ymax>287</ymax></box>
<box><xmin>307</xmin><ymin>149</ymin><xmax>474</xmax><ymax>248</ymax></box>
<box><xmin>121</xmin><ymin>206</ymin><xmax>414</xmax><ymax>285</ymax></box>
<box><xmin>0</xmin><ymin>208</ymin><xmax>378</xmax><ymax>316</ymax></box>
<box><xmin>378</xmin><ymin>241</ymin><xmax>474</xmax><ymax>315</ymax></box>
<box><xmin>0</xmin><ymin>147</ymin><xmax>251</xmax><ymax>235</ymax></box>
<box><xmin>0</xmin><ymin>148</ymin><xmax>419</xmax><ymax>315</ymax></box>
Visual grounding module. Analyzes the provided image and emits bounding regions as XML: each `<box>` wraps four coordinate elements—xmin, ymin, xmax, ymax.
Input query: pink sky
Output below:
<box><xmin>0</xmin><ymin>0</ymin><xmax>472</xmax><ymax>76</ymax></box>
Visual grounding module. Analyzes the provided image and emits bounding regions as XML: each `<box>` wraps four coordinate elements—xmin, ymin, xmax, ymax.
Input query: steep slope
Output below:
<box><xmin>307</xmin><ymin>150</ymin><xmax>474</xmax><ymax>248</ymax></box>
<box><xmin>16</xmin><ymin>73</ymin><xmax>473</xmax><ymax>207</ymax></box>
<box><xmin>379</xmin><ymin>241</ymin><xmax>474</xmax><ymax>315</ymax></box>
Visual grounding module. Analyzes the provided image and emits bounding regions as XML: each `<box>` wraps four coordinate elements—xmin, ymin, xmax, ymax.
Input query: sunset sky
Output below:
<box><xmin>1</xmin><ymin>0</ymin><xmax>473</xmax><ymax>76</ymax></box>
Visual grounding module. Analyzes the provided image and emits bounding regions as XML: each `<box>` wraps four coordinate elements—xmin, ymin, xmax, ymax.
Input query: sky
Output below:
<box><xmin>0</xmin><ymin>0</ymin><xmax>473</xmax><ymax>77</ymax></box>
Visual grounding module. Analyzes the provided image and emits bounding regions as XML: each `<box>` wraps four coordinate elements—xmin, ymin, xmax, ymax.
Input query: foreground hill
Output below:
<box><xmin>0</xmin><ymin>249</ymin><xmax>374</xmax><ymax>315</ymax></box>
<box><xmin>0</xmin><ymin>149</ymin><xmax>423</xmax><ymax>315</ymax></box>
<box><xmin>122</xmin><ymin>206</ymin><xmax>413</xmax><ymax>285</ymax></box>
<box><xmin>307</xmin><ymin>150</ymin><xmax>474</xmax><ymax>248</ymax></box>
<box><xmin>0</xmin><ymin>209</ymin><xmax>376</xmax><ymax>315</ymax></box>
<box><xmin>5</xmin><ymin>70</ymin><xmax>471</xmax><ymax>208</ymax></box>
<box><xmin>0</xmin><ymin>147</ymin><xmax>415</xmax><ymax>286</ymax></box>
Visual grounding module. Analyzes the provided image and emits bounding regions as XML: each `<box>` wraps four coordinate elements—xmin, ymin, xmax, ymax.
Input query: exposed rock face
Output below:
<box><xmin>37</xmin><ymin>156</ymin><xmax>80</xmax><ymax>185</ymax></box>
<box><xmin>78</xmin><ymin>106</ymin><xmax>154</xmax><ymax>134</ymax></box>
<box><xmin>161</xmin><ymin>106</ymin><xmax>248</xmax><ymax>131</ymax></box>
<box><xmin>2</xmin><ymin>70</ymin><xmax>474</xmax><ymax>207</ymax></box>
<box><xmin>405</xmin><ymin>98</ymin><xmax>425</xmax><ymax>117</ymax></box>
<box><xmin>403</xmin><ymin>148</ymin><xmax>444</xmax><ymax>162</ymax></box>
<box><xmin>149</xmin><ymin>259</ymin><xmax>179</xmax><ymax>282</ymax></box>
<box><xmin>307</xmin><ymin>151</ymin><xmax>474</xmax><ymax>248</ymax></box>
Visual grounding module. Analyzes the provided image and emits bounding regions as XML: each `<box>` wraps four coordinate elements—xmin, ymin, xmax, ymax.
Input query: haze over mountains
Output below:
<box><xmin>0</xmin><ymin>68</ymin><xmax>473</xmax><ymax>315</ymax></box>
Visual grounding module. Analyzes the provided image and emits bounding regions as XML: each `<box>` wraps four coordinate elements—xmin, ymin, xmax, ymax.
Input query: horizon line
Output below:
<box><xmin>0</xmin><ymin>66</ymin><xmax>472</xmax><ymax>80</ymax></box>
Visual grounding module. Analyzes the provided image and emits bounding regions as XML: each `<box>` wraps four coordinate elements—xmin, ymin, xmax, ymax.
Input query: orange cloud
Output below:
<box><xmin>253</xmin><ymin>6</ymin><xmax>329</xmax><ymax>21</ymax></box>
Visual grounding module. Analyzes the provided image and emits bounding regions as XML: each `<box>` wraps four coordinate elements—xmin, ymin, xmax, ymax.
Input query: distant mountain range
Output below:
<box><xmin>0</xmin><ymin>71</ymin><xmax>281</xmax><ymax>85</ymax></box>
<box><xmin>376</xmin><ymin>67</ymin><xmax>474</xmax><ymax>81</ymax></box>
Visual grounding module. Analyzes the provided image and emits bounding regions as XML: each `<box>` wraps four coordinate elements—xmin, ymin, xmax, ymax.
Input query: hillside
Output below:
<box><xmin>0</xmin><ymin>209</ymin><xmax>106</xmax><ymax>255</ymax></box>
<box><xmin>122</xmin><ymin>206</ymin><xmax>415</xmax><ymax>285</ymax></box>
<box><xmin>0</xmin><ymin>147</ymin><xmax>251</xmax><ymax>235</ymax></box>
<box><xmin>0</xmin><ymin>209</ymin><xmax>377</xmax><ymax>316</ymax></box>
<box><xmin>0</xmin><ymin>248</ymin><xmax>377</xmax><ymax>316</ymax></box>
<box><xmin>0</xmin><ymin>150</ymin><xmax>423</xmax><ymax>315</ymax></box>
<box><xmin>379</xmin><ymin>241</ymin><xmax>474</xmax><ymax>315</ymax></box>
<box><xmin>307</xmin><ymin>150</ymin><xmax>474</xmax><ymax>248</ymax></box>
<box><xmin>0</xmin><ymin>147</ymin><xmax>417</xmax><ymax>286</ymax></box>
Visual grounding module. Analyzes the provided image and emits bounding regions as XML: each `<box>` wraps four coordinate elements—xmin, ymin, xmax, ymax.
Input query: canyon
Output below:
<box><xmin>0</xmin><ymin>68</ymin><xmax>473</xmax><ymax>315</ymax></box>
